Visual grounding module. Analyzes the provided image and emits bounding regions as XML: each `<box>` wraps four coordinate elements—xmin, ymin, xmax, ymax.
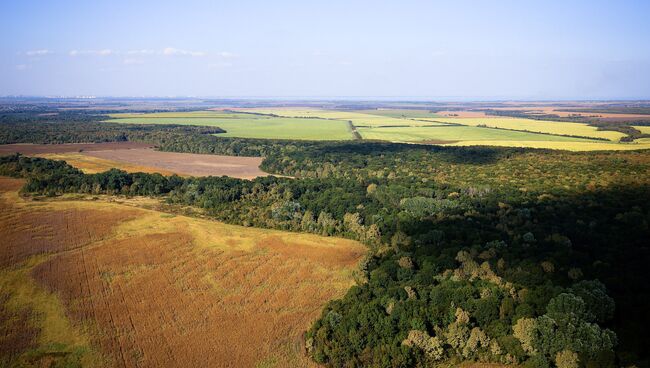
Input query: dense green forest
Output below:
<box><xmin>1</xmin><ymin>114</ymin><xmax>649</xmax><ymax>368</ymax></box>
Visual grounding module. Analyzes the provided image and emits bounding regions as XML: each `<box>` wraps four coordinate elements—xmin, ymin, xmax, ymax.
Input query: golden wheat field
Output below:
<box><xmin>0</xmin><ymin>177</ymin><xmax>366</xmax><ymax>368</ymax></box>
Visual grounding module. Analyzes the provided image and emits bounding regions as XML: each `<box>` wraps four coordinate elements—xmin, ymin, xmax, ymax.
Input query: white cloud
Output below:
<box><xmin>26</xmin><ymin>49</ymin><xmax>53</xmax><ymax>56</ymax></box>
<box><xmin>217</xmin><ymin>51</ymin><xmax>236</xmax><ymax>58</ymax></box>
<box><xmin>163</xmin><ymin>47</ymin><xmax>206</xmax><ymax>57</ymax></box>
<box><xmin>127</xmin><ymin>49</ymin><xmax>155</xmax><ymax>55</ymax></box>
<box><xmin>69</xmin><ymin>49</ymin><xmax>114</xmax><ymax>56</ymax></box>
<box><xmin>15</xmin><ymin>64</ymin><xmax>29</xmax><ymax>71</ymax></box>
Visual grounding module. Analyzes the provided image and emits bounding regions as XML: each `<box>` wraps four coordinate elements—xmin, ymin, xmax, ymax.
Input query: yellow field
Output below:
<box><xmin>0</xmin><ymin>177</ymin><xmax>365</xmax><ymax>368</ymax></box>
<box><xmin>429</xmin><ymin>117</ymin><xmax>626</xmax><ymax>141</ymax></box>
<box><xmin>36</xmin><ymin>153</ymin><xmax>178</xmax><ymax>175</ymax></box>
<box><xmin>104</xmin><ymin>108</ymin><xmax>649</xmax><ymax>151</ymax></box>
<box><xmin>633</xmin><ymin>126</ymin><xmax>650</xmax><ymax>134</ymax></box>
<box><xmin>239</xmin><ymin>108</ymin><xmax>433</xmax><ymax>127</ymax></box>
<box><xmin>444</xmin><ymin>140</ymin><xmax>650</xmax><ymax>151</ymax></box>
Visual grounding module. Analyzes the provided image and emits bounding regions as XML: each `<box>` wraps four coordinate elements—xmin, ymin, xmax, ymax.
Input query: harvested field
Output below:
<box><xmin>0</xmin><ymin>177</ymin><xmax>366</xmax><ymax>368</ymax></box>
<box><xmin>84</xmin><ymin>148</ymin><xmax>269</xmax><ymax>179</ymax></box>
<box><xmin>35</xmin><ymin>153</ymin><xmax>178</xmax><ymax>176</ymax></box>
<box><xmin>0</xmin><ymin>143</ymin><xmax>267</xmax><ymax>178</ymax></box>
<box><xmin>0</xmin><ymin>142</ymin><xmax>154</xmax><ymax>155</ymax></box>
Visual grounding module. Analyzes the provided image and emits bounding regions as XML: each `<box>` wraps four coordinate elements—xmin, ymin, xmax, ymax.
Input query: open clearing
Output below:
<box><xmin>357</xmin><ymin>125</ymin><xmax>600</xmax><ymax>143</ymax></box>
<box><xmin>83</xmin><ymin>148</ymin><xmax>268</xmax><ymax>178</ymax></box>
<box><xmin>634</xmin><ymin>126</ymin><xmax>650</xmax><ymax>134</ymax></box>
<box><xmin>105</xmin><ymin>109</ymin><xmax>650</xmax><ymax>151</ymax></box>
<box><xmin>429</xmin><ymin>117</ymin><xmax>626</xmax><ymax>141</ymax></box>
<box><xmin>0</xmin><ymin>142</ymin><xmax>153</xmax><ymax>155</ymax></box>
<box><xmin>238</xmin><ymin>108</ymin><xmax>432</xmax><ymax>127</ymax></box>
<box><xmin>106</xmin><ymin>111</ymin><xmax>353</xmax><ymax>140</ymax></box>
<box><xmin>0</xmin><ymin>177</ymin><xmax>365</xmax><ymax>367</ymax></box>
<box><xmin>35</xmin><ymin>153</ymin><xmax>179</xmax><ymax>175</ymax></box>
<box><xmin>0</xmin><ymin>144</ymin><xmax>270</xmax><ymax>179</ymax></box>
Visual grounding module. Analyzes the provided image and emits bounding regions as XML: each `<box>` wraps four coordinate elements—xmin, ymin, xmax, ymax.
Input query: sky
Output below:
<box><xmin>1</xmin><ymin>0</ymin><xmax>649</xmax><ymax>100</ymax></box>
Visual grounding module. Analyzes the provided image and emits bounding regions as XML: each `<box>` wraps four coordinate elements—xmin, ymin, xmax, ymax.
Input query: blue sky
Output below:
<box><xmin>1</xmin><ymin>0</ymin><xmax>649</xmax><ymax>99</ymax></box>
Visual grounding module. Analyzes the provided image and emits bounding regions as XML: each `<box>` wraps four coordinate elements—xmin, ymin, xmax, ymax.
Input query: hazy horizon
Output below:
<box><xmin>2</xmin><ymin>0</ymin><xmax>650</xmax><ymax>100</ymax></box>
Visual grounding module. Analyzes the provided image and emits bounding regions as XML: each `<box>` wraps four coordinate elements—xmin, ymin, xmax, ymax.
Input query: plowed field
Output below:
<box><xmin>0</xmin><ymin>177</ymin><xmax>365</xmax><ymax>367</ymax></box>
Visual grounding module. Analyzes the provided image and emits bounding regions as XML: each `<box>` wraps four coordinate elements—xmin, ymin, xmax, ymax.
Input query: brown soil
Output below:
<box><xmin>84</xmin><ymin>148</ymin><xmax>269</xmax><ymax>179</ymax></box>
<box><xmin>0</xmin><ymin>177</ymin><xmax>365</xmax><ymax>367</ymax></box>
<box><xmin>35</xmin><ymin>153</ymin><xmax>178</xmax><ymax>176</ymax></box>
<box><xmin>0</xmin><ymin>178</ymin><xmax>141</xmax><ymax>268</ymax></box>
<box><xmin>0</xmin><ymin>142</ymin><xmax>154</xmax><ymax>155</ymax></box>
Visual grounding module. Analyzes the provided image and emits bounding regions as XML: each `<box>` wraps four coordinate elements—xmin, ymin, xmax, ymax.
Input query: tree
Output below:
<box><xmin>555</xmin><ymin>350</ymin><xmax>579</xmax><ymax>368</ymax></box>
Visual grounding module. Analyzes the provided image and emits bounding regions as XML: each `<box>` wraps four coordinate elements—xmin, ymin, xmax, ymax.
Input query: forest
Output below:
<box><xmin>0</xmin><ymin>113</ymin><xmax>649</xmax><ymax>368</ymax></box>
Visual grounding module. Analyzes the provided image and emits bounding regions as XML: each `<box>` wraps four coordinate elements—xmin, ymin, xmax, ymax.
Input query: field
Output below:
<box><xmin>237</xmin><ymin>108</ymin><xmax>435</xmax><ymax>127</ymax></box>
<box><xmin>0</xmin><ymin>144</ymin><xmax>270</xmax><ymax>179</ymax></box>
<box><xmin>429</xmin><ymin>117</ymin><xmax>626</xmax><ymax>141</ymax></box>
<box><xmin>34</xmin><ymin>153</ymin><xmax>178</xmax><ymax>175</ymax></box>
<box><xmin>103</xmin><ymin>108</ymin><xmax>650</xmax><ymax>151</ymax></box>
<box><xmin>634</xmin><ymin>125</ymin><xmax>650</xmax><ymax>134</ymax></box>
<box><xmin>106</xmin><ymin>111</ymin><xmax>353</xmax><ymax>140</ymax></box>
<box><xmin>83</xmin><ymin>149</ymin><xmax>268</xmax><ymax>179</ymax></box>
<box><xmin>0</xmin><ymin>177</ymin><xmax>365</xmax><ymax>367</ymax></box>
<box><xmin>0</xmin><ymin>142</ymin><xmax>154</xmax><ymax>155</ymax></box>
<box><xmin>357</xmin><ymin>125</ymin><xmax>599</xmax><ymax>143</ymax></box>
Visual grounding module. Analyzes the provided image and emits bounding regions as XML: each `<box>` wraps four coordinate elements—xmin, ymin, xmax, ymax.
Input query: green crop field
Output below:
<box><xmin>106</xmin><ymin>114</ymin><xmax>354</xmax><ymax>140</ymax></box>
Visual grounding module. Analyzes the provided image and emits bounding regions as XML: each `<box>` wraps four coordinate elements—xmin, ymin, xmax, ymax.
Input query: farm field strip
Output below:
<box><xmin>106</xmin><ymin>115</ymin><xmax>354</xmax><ymax>140</ymax></box>
<box><xmin>82</xmin><ymin>148</ymin><xmax>269</xmax><ymax>178</ymax></box>
<box><xmin>35</xmin><ymin>153</ymin><xmax>178</xmax><ymax>175</ymax></box>
<box><xmin>633</xmin><ymin>126</ymin><xmax>650</xmax><ymax>134</ymax></box>
<box><xmin>445</xmin><ymin>140</ymin><xmax>650</xmax><ymax>151</ymax></box>
<box><xmin>103</xmin><ymin>109</ymin><xmax>650</xmax><ymax>151</ymax></box>
<box><xmin>0</xmin><ymin>142</ymin><xmax>154</xmax><ymax>155</ymax></box>
<box><xmin>236</xmin><ymin>108</ymin><xmax>434</xmax><ymax>127</ymax></box>
<box><xmin>356</xmin><ymin>125</ymin><xmax>600</xmax><ymax>143</ymax></box>
<box><xmin>0</xmin><ymin>177</ymin><xmax>365</xmax><ymax>368</ymax></box>
<box><xmin>429</xmin><ymin>117</ymin><xmax>626</xmax><ymax>141</ymax></box>
<box><xmin>352</xmin><ymin>109</ymin><xmax>444</xmax><ymax>119</ymax></box>
<box><xmin>1</xmin><ymin>144</ymin><xmax>269</xmax><ymax>178</ymax></box>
